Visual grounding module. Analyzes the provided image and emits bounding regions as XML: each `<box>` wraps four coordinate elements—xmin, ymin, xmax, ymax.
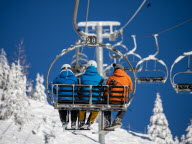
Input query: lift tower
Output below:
<box><xmin>78</xmin><ymin>21</ymin><xmax>120</xmax><ymax>76</ymax></box>
<box><xmin>78</xmin><ymin>21</ymin><xmax>120</xmax><ymax>144</ymax></box>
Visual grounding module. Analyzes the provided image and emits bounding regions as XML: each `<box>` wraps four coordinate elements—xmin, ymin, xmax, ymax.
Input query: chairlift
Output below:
<box><xmin>121</xmin><ymin>35</ymin><xmax>142</xmax><ymax>71</ymax></box>
<box><xmin>109</xmin><ymin>31</ymin><xmax>129</xmax><ymax>61</ymax></box>
<box><xmin>170</xmin><ymin>51</ymin><xmax>192</xmax><ymax>94</ymax></box>
<box><xmin>46</xmin><ymin>42</ymin><xmax>137</xmax><ymax>112</ymax></box>
<box><xmin>136</xmin><ymin>34</ymin><xmax>168</xmax><ymax>83</ymax></box>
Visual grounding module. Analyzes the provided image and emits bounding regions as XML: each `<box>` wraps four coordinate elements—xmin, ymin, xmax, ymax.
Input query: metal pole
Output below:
<box><xmin>99</xmin><ymin>111</ymin><xmax>105</xmax><ymax>144</ymax></box>
<box><xmin>96</xmin><ymin>22</ymin><xmax>104</xmax><ymax>76</ymax></box>
<box><xmin>95</xmin><ymin>23</ymin><xmax>105</xmax><ymax>144</ymax></box>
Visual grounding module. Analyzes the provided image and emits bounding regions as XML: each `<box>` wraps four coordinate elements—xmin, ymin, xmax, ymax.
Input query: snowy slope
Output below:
<box><xmin>0</xmin><ymin>100</ymin><xmax>156</xmax><ymax>144</ymax></box>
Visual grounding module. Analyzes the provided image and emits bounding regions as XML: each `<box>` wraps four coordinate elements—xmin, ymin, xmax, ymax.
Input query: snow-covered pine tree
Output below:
<box><xmin>32</xmin><ymin>73</ymin><xmax>47</xmax><ymax>103</ymax></box>
<box><xmin>26</xmin><ymin>80</ymin><xmax>34</xmax><ymax>99</ymax></box>
<box><xmin>147</xmin><ymin>93</ymin><xmax>174</xmax><ymax>144</ymax></box>
<box><xmin>0</xmin><ymin>62</ymin><xmax>30</xmax><ymax>125</ymax></box>
<box><xmin>0</xmin><ymin>48</ymin><xmax>10</xmax><ymax>100</ymax></box>
<box><xmin>180</xmin><ymin>135</ymin><xmax>186</xmax><ymax>144</ymax></box>
<box><xmin>185</xmin><ymin>119</ymin><xmax>192</xmax><ymax>144</ymax></box>
<box><xmin>174</xmin><ymin>136</ymin><xmax>179</xmax><ymax>144</ymax></box>
<box><xmin>13</xmin><ymin>40</ymin><xmax>30</xmax><ymax>75</ymax></box>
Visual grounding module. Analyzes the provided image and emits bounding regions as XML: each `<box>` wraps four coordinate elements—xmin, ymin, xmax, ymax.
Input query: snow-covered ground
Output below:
<box><xmin>0</xmin><ymin>99</ymin><xmax>156</xmax><ymax>144</ymax></box>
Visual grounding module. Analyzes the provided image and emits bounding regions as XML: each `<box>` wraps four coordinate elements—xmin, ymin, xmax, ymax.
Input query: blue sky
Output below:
<box><xmin>0</xmin><ymin>0</ymin><xmax>192</xmax><ymax>139</ymax></box>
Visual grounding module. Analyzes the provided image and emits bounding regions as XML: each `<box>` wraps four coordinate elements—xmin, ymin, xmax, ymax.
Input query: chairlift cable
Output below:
<box><xmin>157</xmin><ymin>17</ymin><xmax>192</xmax><ymax>35</ymax></box>
<box><xmin>120</xmin><ymin>0</ymin><xmax>147</xmax><ymax>31</ymax></box>
<box><xmin>137</xmin><ymin>17</ymin><xmax>192</xmax><ymax>38</ymax></box>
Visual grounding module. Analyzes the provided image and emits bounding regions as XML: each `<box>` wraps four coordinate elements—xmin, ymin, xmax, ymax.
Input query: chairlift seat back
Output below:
<box><xmin>174</xmin><ymin>83</ymin><xmax>192</xmax><ymax>93</ymax></box>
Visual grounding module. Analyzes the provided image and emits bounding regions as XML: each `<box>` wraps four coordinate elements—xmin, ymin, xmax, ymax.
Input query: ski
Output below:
<box><xmin>104</xmin><ymin>123</ymin><xmax>122</xmax><ymax>130</ymax></box>
<box><xmin>92</xmin><ymin>129</ymin><xmax>114</xmax><ymax>134</ymax></box>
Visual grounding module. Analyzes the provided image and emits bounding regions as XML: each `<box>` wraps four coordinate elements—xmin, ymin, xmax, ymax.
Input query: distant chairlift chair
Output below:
<box><xmin>136</xmin><ymin>34</ymin><xmax>168</xmax><ymax>84</ymax></box>
<box><xmin>170</xmin><ymin>51</ymin><xmax>192</xmax><ymax>94</ymax></box>
<box><xmin>121</xmin><ymin>35</ymin><xmax>142</xmax><ymax>71</ymax></box>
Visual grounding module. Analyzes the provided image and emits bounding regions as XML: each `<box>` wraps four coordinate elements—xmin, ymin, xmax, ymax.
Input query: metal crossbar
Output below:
<box><xmin>51</xmin><ymin>84</ymin><xmax>130</xmax><ymax>111</ymax></box>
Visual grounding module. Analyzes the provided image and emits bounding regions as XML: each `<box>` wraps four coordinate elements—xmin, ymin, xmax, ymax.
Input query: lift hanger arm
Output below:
<box><xmin>73</xmin><ymin>0</ymin><xmax>87</xmax><ymax>39</ymax></box>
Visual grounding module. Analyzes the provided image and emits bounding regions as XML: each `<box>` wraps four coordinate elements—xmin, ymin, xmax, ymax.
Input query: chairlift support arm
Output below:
<box><xmin>73</xmin><ymin>0</ymin><xmax>87</xmax><ymax>39</ymax></box>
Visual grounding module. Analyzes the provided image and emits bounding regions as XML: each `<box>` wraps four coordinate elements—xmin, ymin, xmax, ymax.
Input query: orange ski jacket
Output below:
<box><xmin>105</xmin><ymin>69</ymin><xmax>133</xmax><ymax>103</ymax></box>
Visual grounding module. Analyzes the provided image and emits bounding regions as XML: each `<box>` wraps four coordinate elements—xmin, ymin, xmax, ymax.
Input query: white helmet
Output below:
<box><xmin>87</xmin><ymin>60</ymin><xmax>97</xmax><ymax>68</ymax></box>
<box><xmin>61</xmin><ymin>64</ymin><xmax>71</xmax><ymax>70</ymax></box>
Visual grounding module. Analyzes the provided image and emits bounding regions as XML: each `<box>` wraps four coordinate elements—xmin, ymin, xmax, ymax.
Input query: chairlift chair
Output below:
<box><xmin>170</xmin><ymin>51</ymin><xmax>192</xmax><ymax>94</ymax></box>
<box><xmin>121</xmin><ymin>35</ymin><xmax>142</xmax><ymax>71</ymax></box>
<box><xmin>46</xmin><ymin>42</ymin><xmax>137</xmax><ymax>113</ymax></box>
<box><xmin>47</xmin><ymin>0</ymin><xmax>145</xmax><ymax>133</ymax></box>
<box><xmin>136</xmin><ymin>34</ymin><xmax>168</xmax><ymax>84</ymax></box>
<box><xmin>108</xmin><ymin>31</ymin><xmax>129</xmax><ymax>61</ymax></box>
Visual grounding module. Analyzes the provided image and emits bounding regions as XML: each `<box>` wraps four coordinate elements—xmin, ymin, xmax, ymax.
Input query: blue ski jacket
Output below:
<box><xmin>80</xmin><ymin>66</ymin><xmax>104</xmax><ymax>102</ymax></box>
<box><xmin>51</xmin><ymin>70</ymin><xmax>78</xmax><ymax>100</ymax></box>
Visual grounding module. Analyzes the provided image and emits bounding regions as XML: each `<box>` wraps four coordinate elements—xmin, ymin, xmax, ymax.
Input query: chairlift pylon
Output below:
<box><xmin>136</xmin><ymin>34</ymin><xmax>168</xmax><ymax>83</ymax></box>
<box><xmin>170</xmin><ymin>51</ymin><xmax>192</xmax><ymax>94</ymax></box>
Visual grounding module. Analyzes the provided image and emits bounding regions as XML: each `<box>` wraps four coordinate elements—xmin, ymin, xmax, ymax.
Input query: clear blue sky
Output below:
<box><xmin>0</xmin><ymin>0</ymin><xmax>192</xmax><ymax>139</ymax></box>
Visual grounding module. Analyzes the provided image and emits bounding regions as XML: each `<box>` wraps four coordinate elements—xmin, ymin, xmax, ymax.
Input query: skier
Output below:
<box><xmin>104</xmin><ymin>63</ymin><xmax>133</xmax><ymax>129</ymax></box>
<box><xmin>78</xmin><ymin>60</ymin><xmax>104</xmax><ymax>129</ymax></box>
<box><xmin>51</xmin><ymin>64</ymin><xmax>78</xmax><ymax>129</ymax></box>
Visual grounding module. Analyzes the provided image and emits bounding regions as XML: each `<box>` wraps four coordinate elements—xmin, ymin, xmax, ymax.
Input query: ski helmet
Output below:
<box><xmin>87</xmin><ymin>60</ymin><xmax>97</xmax><ymax>68</ymax></box>
<box><xmin>61</xmin><ymin>64</ymin><xmax>71</xmax><ymax>70</ymax></box>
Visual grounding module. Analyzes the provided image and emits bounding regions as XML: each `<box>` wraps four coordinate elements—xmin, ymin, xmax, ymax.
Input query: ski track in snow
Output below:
<box><xmin>0</xmin><ymin>100</ymin><xmax>156</xmax><ymax>144</ymax></box>
<box><xmin>0</xmin><ymin>121</ymin><xmax>13</xmax><ymax>140</ymax></box>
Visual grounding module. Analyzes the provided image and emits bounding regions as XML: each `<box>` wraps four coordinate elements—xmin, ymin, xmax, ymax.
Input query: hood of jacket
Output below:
<box><xmin>84</xmin><ymin>66</ymin><xmax>98</xmax><ymax>76</ymax></box>
<box><xmin>59</xmin><ymin>70</ymin><xmax>74</xmax><ymax>78</ymax></box>
<box><xmin>113</xmin><ymin>69</ymin><xmax>127</xmax><ymax>77</ymax></box>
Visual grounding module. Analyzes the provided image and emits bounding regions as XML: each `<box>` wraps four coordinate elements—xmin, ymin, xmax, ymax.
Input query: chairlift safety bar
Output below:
<box><xmin>51</xmin><ymin>84</ymin><xmax>130</xmax><ymax>111</ymax></box>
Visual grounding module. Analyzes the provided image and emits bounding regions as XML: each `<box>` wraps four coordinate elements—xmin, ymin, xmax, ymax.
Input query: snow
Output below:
<box><xmin>32</xmin><ymin>73</ymin><xmax>47</xmax><ymax>103</ymax></box>
<box><xmin>185</xmin><ymin>119</ymin><xmax>192</xmax><ymax>144</ymax></box>
<box><xmin>0</xmin><ymin>99</ymin><xmax>156</xmax><ymax>144</ymax></box>
<box><xmin>147</xmin><ymin>93</ymin><xmax>174</xmax><ymax>144</ymax></box>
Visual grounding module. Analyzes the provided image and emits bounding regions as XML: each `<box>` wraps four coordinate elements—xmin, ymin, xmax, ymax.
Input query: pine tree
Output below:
<box><xmin>0</xmin><ymin>62</ymin><xmax>30</xmax><ymax>125</ymax></box>
<box><xmin>0</xmin><ymin>48</ymin><xmax>10</xmax><ymax>100</ymax></box>
<box><xmin>32</xmin><ymin>73</ymin><xmax>47</xmax><ymax>103</ymax></box>
<box><xmin>174</xmin><ymin>136</ymin><xmax>179</xmax><ymax>144</ymax></box>
<box><xmin>180</xmin><ymin>135</ymin><xmax>186</xmax><ymax>144</ymax></box>
<box><xmin>26</xmin><ymin>80</ymin><xmax>34</xmax><ymax>99</ymax></box>
<box><xmin>186</xmin><ymin>119</ymin><xmax>192</xmax><ymax>144</ymax></box>
<box><xmin>13</xmin><ymin>40</ymin><xmax>30</xmax><ymax>75</ymax></box>
<box><xmin>147</xmin><ymin>93</ymin><xmax>174</xmax><ymax>144</ymax></box>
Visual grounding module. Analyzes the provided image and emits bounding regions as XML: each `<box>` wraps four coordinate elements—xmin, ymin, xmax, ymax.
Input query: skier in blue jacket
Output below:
<box><xmin>51</xmin><ymin>64</ymin><xmax>78</xmax><ymax>129</ymax></box>
<box><xmin>79</xmin><ymin>60</ymin><xmax>104</xmax><ymax>129</ymax></box>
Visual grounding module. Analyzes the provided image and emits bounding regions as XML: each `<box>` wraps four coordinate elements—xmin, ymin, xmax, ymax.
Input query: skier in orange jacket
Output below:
<box><xmin>104</xmin><ymin>63</ymin><xmax>133</xmax><ymax>128</ymax></box>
